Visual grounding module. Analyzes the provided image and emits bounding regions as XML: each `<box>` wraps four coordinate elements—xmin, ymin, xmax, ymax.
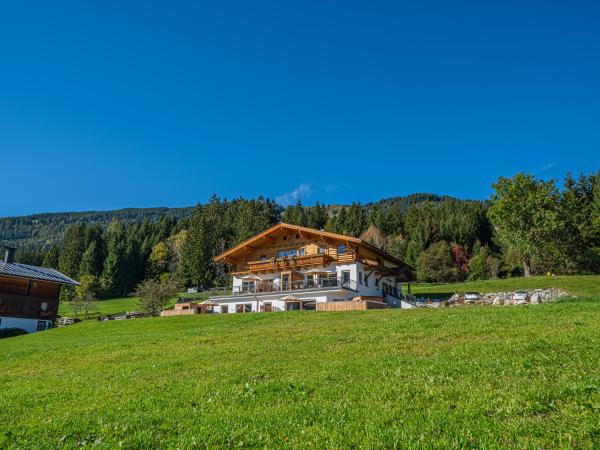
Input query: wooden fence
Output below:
<box><xmin>160</xmin><ymin>308</ymin><xmax>199</xmax><ymax>317</ymax></box>
<box><xmin>316</xmin><ymin>300</ymin><xmax>387</xmax><ymax>312</ymax></box>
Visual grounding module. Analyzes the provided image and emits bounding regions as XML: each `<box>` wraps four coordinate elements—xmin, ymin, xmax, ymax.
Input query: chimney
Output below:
<box><xmin>4</xmin><ymin>246</ymin><xmax>15</xmax><ymax>264</ymax></box>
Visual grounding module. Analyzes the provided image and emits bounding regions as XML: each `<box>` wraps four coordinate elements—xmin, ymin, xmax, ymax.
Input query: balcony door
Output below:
<box><xmin>281</xmin><ymin>272</ymin><xmax>290</xmax><ymax>290</ymax></box>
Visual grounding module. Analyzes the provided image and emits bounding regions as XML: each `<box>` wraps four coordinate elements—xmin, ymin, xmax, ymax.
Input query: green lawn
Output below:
<box><xmin>58</xmin><ymin>296</ymin><xmax>140</xmax><ymax>319</ymax></box>
<box><xmin>408</xmin><ymin>275</ymin><xmax>600</xmax><ymax>298</ymax></box>
<box><xmin>2</xmin><ymin>297</ymin><xmax>600</xmax><ymax>448</ymax></box>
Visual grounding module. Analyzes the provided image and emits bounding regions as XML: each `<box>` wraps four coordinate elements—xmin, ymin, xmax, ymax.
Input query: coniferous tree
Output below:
<box><xmin>101</xmin><ymin>222</ymin><xmax>128</xmax><ymax>296</ymax></box>
<box><xmin>58</xmin><ymin>223</ymin><xmax>87</xmax><ymax>278</ymax></box>
<box><xmin>42</xmin><ymin>244</ymin><xmax>60</xmax><ymax>269</ymax></box>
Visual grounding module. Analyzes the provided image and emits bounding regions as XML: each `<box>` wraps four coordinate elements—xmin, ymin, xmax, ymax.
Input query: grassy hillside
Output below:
<box><xmin>409</xmin><ymin>275</ymin><xmax>600</xmax><ymax>298</ymax></box>
<box><xmin>58</xmin><ymin>297</ymin><xmax>140</xmax><ymax>319</ymax></box>
<box><xmin>2</xmin><ymin>299</ymin><xmax>600</xmax><ymax>448</ymax></box>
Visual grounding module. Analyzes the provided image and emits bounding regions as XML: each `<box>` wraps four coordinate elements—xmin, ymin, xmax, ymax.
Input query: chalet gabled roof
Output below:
<box><xmin>0</xmin><ymin>261</ymin><xmax>80</xmax><ymax>286</ymax></box>
<box><xmin>214</xmin><ymin>222</ymin><xmax>409</xmax><ymax>269</ymax></box>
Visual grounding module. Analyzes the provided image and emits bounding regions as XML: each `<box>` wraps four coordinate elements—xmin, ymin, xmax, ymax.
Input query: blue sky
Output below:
<box><xmin>1</xmin><ymin>1</ymin><xmax>598</xmax><ymax>216</ymax></box>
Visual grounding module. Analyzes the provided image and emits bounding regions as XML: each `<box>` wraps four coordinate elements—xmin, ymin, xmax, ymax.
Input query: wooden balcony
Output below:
<box><xmin>250</xmin><ymin>254</ymin><xmax>332</xmax><ymax>271</ymax></box>
<box><xmin>232</xmin><ymin>253</ymin><xmax>342</xmax><ymax>275</ymax></box>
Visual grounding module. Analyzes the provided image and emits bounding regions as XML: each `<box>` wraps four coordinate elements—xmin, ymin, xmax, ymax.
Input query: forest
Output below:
<box><xmin>2</xmin><ymin>170</ymin><xmax>600</xmax><ymax>299</ymax></box>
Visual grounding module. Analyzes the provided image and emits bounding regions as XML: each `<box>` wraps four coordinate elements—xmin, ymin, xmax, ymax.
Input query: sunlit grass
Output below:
<box><xmin>2</xmin><ymin>297</ymin><xmax>600</xmax><ymax>448</ymax></box>
<box><xmin>408</xmin><ymin>275</ymin><xmax>600</xmax><ymax>298</ymax></box>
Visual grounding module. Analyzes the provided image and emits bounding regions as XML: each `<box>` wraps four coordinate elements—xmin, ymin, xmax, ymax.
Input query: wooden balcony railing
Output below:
<box><xmin>233</xmin><ymin>250</ymin><xmax>356</xmax><ymax>274</ymax></box>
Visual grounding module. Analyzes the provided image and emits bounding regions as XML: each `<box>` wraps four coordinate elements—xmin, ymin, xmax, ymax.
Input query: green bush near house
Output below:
<box><xmin>2</xmin><ymin>296</ymin><xmax>600</xmax><ymax>448</ymax></box>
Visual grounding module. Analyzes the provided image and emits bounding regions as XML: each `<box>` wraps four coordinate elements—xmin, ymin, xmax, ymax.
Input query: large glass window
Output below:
<box><xmin>242</xmin><ymin>281</ymin><xmax>256</xmax><ymax>293</ymax></box>
<box><xmin>278</xmin><ymin>249</ymin><xmax>297</xmax><ymax>258</ymax></box>
<box><xmin>319</xmin><ymin>273</ymin><xmax>337</xmax><ymax>287</ymax></box>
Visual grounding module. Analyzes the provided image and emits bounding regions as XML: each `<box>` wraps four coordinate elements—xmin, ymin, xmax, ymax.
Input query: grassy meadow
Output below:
<box><xmin>2</xmin><ymin>295</ymin><xmax>600</xmax><ymax>448</ymax></box>
<box><xmin>408</xmin><ymin>275</ymin><xmax>600</xmax><ymax>298</ymax></box>
<box><xmin>58</xmin><ymin>296</ymin><xmax>140</xmax><ymax>320</ymax></box>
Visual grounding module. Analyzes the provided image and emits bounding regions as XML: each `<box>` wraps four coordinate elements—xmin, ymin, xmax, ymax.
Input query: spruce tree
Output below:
<box><xmin>58</xmin><ymin>223</ymin><xmax>87</xmax><ymax>278</ymax></box>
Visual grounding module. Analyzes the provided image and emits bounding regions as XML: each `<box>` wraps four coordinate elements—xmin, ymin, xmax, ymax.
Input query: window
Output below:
<box><xmin>220</xmin><ymin>305</ymin><xmax>228</xmax><ymax>313</ymax></box>
<box><xmin>36</xmin><ymin>320</ymin><xmax>46</xmax><ymax>331</ymax></box>
<box><xmin>359</xmin><ymin>272</ymin><xmax>363</xmax><ymax>285</ymax></box>
<box><xmin>364</xmin><ymin>276</ymin><xmax>369</xmax><ymax>287</ymax></box>
<box><xmin>242</xmin><ymin>281</ymin><xmax>256</xmax><ymax>292</ymax></box>
<box><xmin>319</xmin><ymin>273</ymin><xmax>337</xmax><ymax>287</ymax></box>
<box><xmin>337</xmin><ymin>245</ymin><xmax>346</xmax><ymax>254</ymax></box>
<box><xmin>318</xmin><ymin>247</ymin><xmax>326</xmax><ymax>254</ymax></box>
<box><xmin>236</xmin><ymin>304</ymin><xmax>252</xmax><ymax>313</ymax></box>
<box><xmin>375</xmin><ymin>278</ymin><xmax>380</xmax><ymax>289</ymax></box>
<box><xmin>278</xmin><ymin>249</ymin><xmax>297</xmax><ymax>258</ymax></box>
<box><xmin>259</xmin><ymin>255</ymin><xmax>267</xmax><ymax>261</ymax></box>
<box><xmin>298</xmin><ymin>248</ymin><xmax>305</xmax><ymax>256</ymax></box>
<box><xmin>341</xmin><ymin>270</ymin><xmax>351</xmax><ymax>286</ymax></box>
<box><xmin>41</xmin><ymin>302</ymin><xmax>48</xmax><ymax>311</ymax></box>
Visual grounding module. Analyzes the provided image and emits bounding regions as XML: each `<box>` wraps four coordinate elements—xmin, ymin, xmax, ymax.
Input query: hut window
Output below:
<box><xmin>36</xmin><ymin>321</ymin><xmax>46</xmax><ymax>331</ymax></box>
<box><xmin>41</xmin><ymin>302</ymin><xmax>48</xmax><ymax>311</ymax></box>
<box><xmin>337</xmin><ymin>245</ymin><xmax>346</xmax><ymax>254</ymax></box>
<box><xmin>220</xmin><ymin>305</ymin><xmax>228</xmax><ymax>313</ymax></box>
<box><xmin>259</xmin><ymin>255</ymin><xmax>267</xmax><ymax>260</ymax></box>
<box><xmin>359</xmin><ymin>272</ymin><xmax>363</xmax><ymax>285</ymax></box>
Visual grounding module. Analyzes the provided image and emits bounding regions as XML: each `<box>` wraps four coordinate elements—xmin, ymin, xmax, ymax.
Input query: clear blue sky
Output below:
<box><xmin>1</xmin><ymin>1</ymin><xmax>598</xmax><ymax>216</ymax></box>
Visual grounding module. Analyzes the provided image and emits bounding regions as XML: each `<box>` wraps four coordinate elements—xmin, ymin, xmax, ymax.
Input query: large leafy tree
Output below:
<box><xmin>488</xmin><ymin>173</ymin><xmax>562</xmax><ymax>277</ymax></box>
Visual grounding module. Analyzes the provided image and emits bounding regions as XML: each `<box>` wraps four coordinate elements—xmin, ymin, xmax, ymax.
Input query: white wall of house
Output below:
<box><xmin>0</xmin><ymin>316</ymin><xmax>52</xmax><ymax>333</ymax></box>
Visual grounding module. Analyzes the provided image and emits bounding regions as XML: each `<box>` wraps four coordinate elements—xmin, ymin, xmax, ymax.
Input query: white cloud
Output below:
<box><xmin>540</xmin><ymin>161</ymin><xmax>557</xmax><ymax>172</ymax></box>
<box><xmin>275</xmin><ymin>183</ymin><xmax>312</xmax><ymax>206</ymax></box>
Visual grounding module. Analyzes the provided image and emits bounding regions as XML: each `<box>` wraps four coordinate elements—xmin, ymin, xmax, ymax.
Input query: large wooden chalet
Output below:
<box><xmin>0</xmin><ymin>246</ymin><xmax>79</xmax><ymax>333</ymax></box>
<box><xmin>206</xmin><ymin>223</ymin><xmax>414</xmax><ymax>313</ymax></box>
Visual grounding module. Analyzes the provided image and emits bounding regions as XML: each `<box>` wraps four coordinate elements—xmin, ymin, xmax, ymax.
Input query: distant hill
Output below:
<box><xmin>0</xmin><ymin>193</ymin><xmax>468</xmax><ymax>251</ymax></box>
<box><xmin>367</xmin><ymin>193</ymin><xmax>460</xmax><ymax>212</ymax></box>
<box><xmin>0</xmin><ymin>207</ymin><xmax>194</xmax><ymax>251</ymax></box>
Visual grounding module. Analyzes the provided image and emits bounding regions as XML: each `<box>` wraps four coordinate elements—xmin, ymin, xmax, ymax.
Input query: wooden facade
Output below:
<box><xmin>215</xmin><ymin>223</ymin><xmax>412</xmax><ymax>280</ymax></box>
<box><xmin>0</xmin><ymin>274</ymin><xmax>61</xmax><ymax>321</ymax></box>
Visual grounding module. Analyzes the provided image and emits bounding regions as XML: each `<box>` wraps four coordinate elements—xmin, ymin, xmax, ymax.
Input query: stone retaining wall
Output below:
<box><xmin>443</xmin><ymin>288</ymin><xmax>569</xmax><ymax>307</ymax></box>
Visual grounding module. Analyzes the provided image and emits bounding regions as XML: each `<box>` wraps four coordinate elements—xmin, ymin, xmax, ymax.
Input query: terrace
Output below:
<box><xmin>207</xmin><ymin>276</ymin><xmax>359</xmax><ymax>299</ymax></box>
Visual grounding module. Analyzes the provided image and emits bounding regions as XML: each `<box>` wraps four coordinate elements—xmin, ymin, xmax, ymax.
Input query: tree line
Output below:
<box><xmin>8</xmin><ymin>169</ymin><xmax>600</xmax><ymax>297</ymax></box>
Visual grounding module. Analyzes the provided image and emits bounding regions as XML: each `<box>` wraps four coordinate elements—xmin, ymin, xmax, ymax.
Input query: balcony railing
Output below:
<box><xmin>232</xmin><ymin>250</ymin><xmax>357</xmax><ymax>274</ymax></box>
<box><xmin>208</xmin><ymin>277</ymin><xmax>358</xmax><ymax>298</ymax></box>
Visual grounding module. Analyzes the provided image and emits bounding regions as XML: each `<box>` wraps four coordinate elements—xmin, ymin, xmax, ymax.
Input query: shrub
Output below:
<box><xmin>416</xmin><ymin>241</ymin><xmax>455</xmax><ymax>283</ymax></box>
<box><xmin>0</xmin><ymin>328</ymin><xmax>28</xmax><ymax>339</ymax></box>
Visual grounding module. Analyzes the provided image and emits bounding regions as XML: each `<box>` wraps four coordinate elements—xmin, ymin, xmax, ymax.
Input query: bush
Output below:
<box><xmin>416</xmin><ymin>241</ymin><xmax>456</xmax><ymax>283</ymax></box>
<box><xmin>468</xmin><ymin>246</ymin><xmax>490</xmax><ymax>281</ymax></box>
<box><xmin>0</xmin><ymin>328</ymin><xmax>28</xmax><ymax>339</ymax></box>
